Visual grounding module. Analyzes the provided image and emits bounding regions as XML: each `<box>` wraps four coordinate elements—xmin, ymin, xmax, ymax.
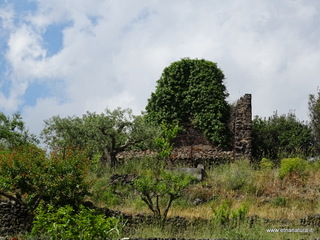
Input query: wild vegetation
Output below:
<box><xmin>0</xmin><ymin>59</ymin><xmax>320</xmax><ymax>239</ymax></box>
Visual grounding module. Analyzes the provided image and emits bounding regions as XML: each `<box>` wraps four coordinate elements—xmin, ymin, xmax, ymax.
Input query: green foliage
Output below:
<box><xmin>41</xmin><ymin>108</ymin><xmax>160</xmax><ymax>167</ymax></box>
<box><xmin>214</xmin><ymin>160</ymin><xmax>253</xmax><ymax>191</ymax></box>
<box><xmin>259</xmin><ymin>158</ymin><xmax>274</xmax><ymax>170</ymax></box>
<box><xmin>91</xmin><ymin>180</ymin><xmax>121</xmax><ymax>207</ymax></box>
<box><xmin>252</xmin><ymin>112</ymin><xmax>315</xmax><ymax>161</ymax></box>
<box><xmin>271</xmin><ymin>196</ymin><xmax>287</xmax><ymax>207</ymax></box>
<box><xmin>0</xmin><ymin>145</ymin><xmax>90</xmax><ymax>210</ymax></box>
<box><xmin>278</xmin><ymin>157</ymin><xmax>309</xmax><ymax>179</ymax></box>
<box><xmin>212</xmin><ymin>201</ymin><xmax>249</xmax><ymax>227</ymax></box>
<box><xmin>309</xmin><ymin>89</ymin><xmax>320</xmax><ymax>153</ymax></box>
<box><xmin>133</xmin><ymin>167</ymin><xmax>195</xmax><ymax>225</ymax></box>
<box><xmin>0</xmin><ymin>112</ymin><xmax>39</xmax><ymax>149</ymax></box>
<box><xmin>146</xmin><ymin>58</ymin><xmax>230</xmax><ymax>148</ymax></box>
<box><xmin>154</xmin><ymin>122</ymin><xmax>179</xmax><ymax>160</ymax></box>
<box><xmin>31</xmin><ymin>203</ymin><xmax>121</xmax><ymax>240</ymax></box>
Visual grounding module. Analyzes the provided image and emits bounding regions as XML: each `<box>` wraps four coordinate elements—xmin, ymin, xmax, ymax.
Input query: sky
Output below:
<box><xmin>0</xmin><ymin>0</ymin><xmax>320</xmax><ymax>137</ymax></box>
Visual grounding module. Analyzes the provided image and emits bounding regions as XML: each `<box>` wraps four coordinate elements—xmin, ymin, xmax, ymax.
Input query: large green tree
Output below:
<box><xmin>309</xmin><ymin>90</ymin><xmax>320</xmax><ymax>153</ymax></box>
<box><xmin>146</xmin><ymin>58</ymin><xmax>230</xmax><ymax>148</ymax></box>
<box><xmin>41</xmin><ymin>108</ymin><xmax>160</xmax><ymax>167</ymax></box>
<box><xmin>252</xmin><ymin>112</ymin><xmax>314</xmax><ymax>161</ymax></box>
<box><xmin>0</xmin><ymin>112</ymin><xmax>38</xmax><ymax>149</ymax></box>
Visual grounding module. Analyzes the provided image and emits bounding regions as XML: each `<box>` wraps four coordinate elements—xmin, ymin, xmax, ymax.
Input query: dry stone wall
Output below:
<box><xmin>0</xmin><ymin>201</ymin><xmax>32</xmax><ymax>237</ymax></box>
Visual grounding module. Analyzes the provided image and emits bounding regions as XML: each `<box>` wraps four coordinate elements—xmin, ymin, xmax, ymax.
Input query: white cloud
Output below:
<box><xmin>0</xmin><ymin>0</ymin><xmax>320</xmax><ymax>136</ymax></box>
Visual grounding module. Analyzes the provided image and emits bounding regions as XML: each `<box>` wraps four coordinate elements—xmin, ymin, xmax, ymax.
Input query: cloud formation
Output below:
<box><xmin>0</xmin><ymin>0</ymin><xmax>320</xmax><ymax>136</ymax></box>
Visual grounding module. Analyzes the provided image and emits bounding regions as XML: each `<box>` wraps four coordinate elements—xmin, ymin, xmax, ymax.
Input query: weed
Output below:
<box><xmin>271</xmin><ymin>196</ymin><xmax>288</xmax><ymax>207</ymax></box>
<box><xmin>279</xmin><ymin>157</ymin><xmax>308</xmax><ymax>179</ymax></box>
<box><xmin>260</xmin><ymin>158</ymin><xmax>275</xmax><ymax>170</ymax></box>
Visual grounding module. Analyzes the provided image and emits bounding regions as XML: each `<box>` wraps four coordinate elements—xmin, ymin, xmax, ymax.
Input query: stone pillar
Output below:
<box><xmin>234</xmin><ymin>94</ymin><xmax>252</xmax><ymax>159</ymax></box>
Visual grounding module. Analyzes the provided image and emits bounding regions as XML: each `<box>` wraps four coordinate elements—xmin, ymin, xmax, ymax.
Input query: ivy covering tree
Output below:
<box><xmin>146</xmin><ymin>58</ymin><xmax>230</xmax><ymax>148</ymax></box>
<box><xmin>309</xmin><ymin>90</ymin><xmax>320</xmax><ymax>154</ymax></box>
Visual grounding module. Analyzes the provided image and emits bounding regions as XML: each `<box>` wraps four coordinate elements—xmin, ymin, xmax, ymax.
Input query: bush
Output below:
<box><xmin>279</xmin><ymin>157</ymin><xmax>309</xmax><ymax>179</ymax></box>
<box><xmin>0</xmin><ymin>146</ymin><xmax>91</xmax><ymax>210</ymax></box>
<box><xmin>212</xmin><ymin>201</ymin><xmax>249</xmax><ymax>227</ymax></box>
<box><xmin>259</xmin><ymin>158</ymin><xmax>274</xmax><ymax>170</ymax></box>
<box><xmin>31</xmin><ymin>203</ymin><xmax>121</xmax><ymax>240</ymax></box>
<box><xmin>222</xmin><ymin>160</ymin><xmax>253</xmax><ymax>191</ymax></box>
<box><xmin>252</xmin><ymin>112</ymin><xmax>315</xmax><ymax>161</ymax></box>
<box><xmin>91</xmin><ymin>182</ymin><xmax>121</xmax><ymax>207</ymax></box>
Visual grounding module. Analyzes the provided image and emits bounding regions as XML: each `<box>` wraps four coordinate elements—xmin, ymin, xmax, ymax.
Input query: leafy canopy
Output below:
<box><xmin>252</xmin><ymin>112</ymin><xmax>314</xmax><ymax>161</ymax></box>
<box><xmin>0</xmin><ymin>145</ymin><xmax>91</xmax><ymax>210</ymax></box>
<box><xmin>0</xmin><ymin>112</ymin><xmax>39</xmax><ymax>149</ymax></box>
<box><xmin>133</xmin><ymin>168</ymin><xmax>194</xmax><ymax>226</ymax></box>
<box><xmin>146</xmin><ymin>58</ymin><xmax>230</xmax><ymax>147</ymax></box>
<box><xmin>41</xmin><ymin>108</ymin><xmax>160</xmax><ymax>167</ymax></box>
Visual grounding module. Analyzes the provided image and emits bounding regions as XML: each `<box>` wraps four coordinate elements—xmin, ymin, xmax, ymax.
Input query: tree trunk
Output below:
<box><xmin>101</xmin><ymin>148</ymin><xmax>118</xmax><ymax>168</ymax></box>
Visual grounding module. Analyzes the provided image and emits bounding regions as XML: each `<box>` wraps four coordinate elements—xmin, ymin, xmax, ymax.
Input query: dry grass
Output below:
<box><xmin>90</xmin><ymin>159</ymin><xmax>320</xmax><ymax>222</ymax></box>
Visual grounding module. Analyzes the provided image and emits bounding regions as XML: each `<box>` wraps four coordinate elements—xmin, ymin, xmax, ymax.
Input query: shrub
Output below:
<box><xmin>0</xmin><ymin>145</ymin><xmax>91</xmax><ymax>210</ymax></box>
<box><xmin>31</xmin><ymin>203</ymin><xmax>121</xmax><ymax>240</ymax></box>
<box><xmin>223</xmin><ymin>160</ymin><xmax>253</xmax><ymax>191</ymax></box>
<box><xmin>278</xmin><ymin>157</ymin><xmax>309</xmax><ymax>179</ymax></box>
<box><xmin>252</xmin><ymin>112</ymin><xmax>315</xmax><ymax>162</ymax></box>
<box><xmin>259</xmin><ymin>158</ymin><xmax>274</xmax><ymax>170</ymax></box>
<box><xmin>91</xmin><ymin>183</ymin><xmax>121</xmax><ymax>207</ymax></box>
<box><xmin>212</xmin><ymin>201</ymin><xmax>249</xmax><ymax>227</ymax></box>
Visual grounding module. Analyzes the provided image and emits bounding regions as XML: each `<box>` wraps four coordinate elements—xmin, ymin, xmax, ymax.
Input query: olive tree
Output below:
<box><xmin>146</xmin><ymin>58</ymin><xmax>230</xmax><ymax>148</ymax></box>
<box><xmin>0</xmin><ymin>112</ymin><xmax>38</xmax><ymax>149</ymax></box>
<box><xmin>41</xmin><ymin>108</ymin><xmax>160</xmax><ymax>167</ymax></box>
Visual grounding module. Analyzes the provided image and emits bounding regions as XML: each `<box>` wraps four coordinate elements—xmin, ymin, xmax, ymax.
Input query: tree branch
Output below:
<box><xmin>141</xmin><ymin>195</ymin><xmax>155</xmax><ymax>215</ymax></box>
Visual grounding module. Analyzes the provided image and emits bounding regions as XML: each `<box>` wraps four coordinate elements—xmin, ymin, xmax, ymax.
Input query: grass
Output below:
<box><xmin>86</xmin><ymin>157</ymin><xmax>320</xmax><ymax>239</ymax></box>
<box><xmin>123</xmin><ymin>220</ymin><xmax>320</xmax><ymax>240</ymax></box>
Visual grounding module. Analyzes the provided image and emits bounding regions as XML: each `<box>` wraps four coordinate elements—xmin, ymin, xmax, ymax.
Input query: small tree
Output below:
<box><xmin>309</xmin><ymin>90</ymin><xmax>320</xmax><ymax>154</ymax></box>
<box><xmin>133</xmin><ymin>169</ymin><xmax>194</xmax><ymax>226</ymax></box>
<box><xmin>0</xmin><ymin>145</ymin><xmax>90</xmax><ymax>211</ymax></box>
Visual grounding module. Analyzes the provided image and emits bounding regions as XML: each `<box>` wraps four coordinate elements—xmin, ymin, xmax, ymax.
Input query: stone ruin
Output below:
<box><xmin>233</xmin><ymin>94</ymin><xmax>252</xmax><ymax>159</ymax></box>
<box><xmin>169</xmin><ymin>93</ymin><xmax>252</xmax><ymax>166</ymax></box>
<box><xmin>117</xmin><ymin>94</ymin><xmax>253</xmax><ymax>166</ymax></box>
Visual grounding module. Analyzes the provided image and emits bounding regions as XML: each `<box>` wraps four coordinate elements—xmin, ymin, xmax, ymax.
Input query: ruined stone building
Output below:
<box><xmin>117</xmin><ymin>94</ymin><xmax>253</xmax><ymax>166</ymax></box>
<box><xmin>170</xmin><ymin>94</ymin><xmax>252</xmax><ymax>165</ymax></box>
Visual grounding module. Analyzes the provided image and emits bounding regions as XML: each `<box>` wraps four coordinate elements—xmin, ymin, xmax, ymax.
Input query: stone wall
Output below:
<box><xmin>170</xmin><ymin>145</ymin><xmax>233</xmax><ymax>166</ymax></box>
<box><xmin>0</xmin><ymin>201</ymin><xmax>32</xmax><ymax>237</ymax></box>
<box><xmin>233</xmin><ymin>94</ymin><xmax>252</xmax><ymax>159</ymax></box>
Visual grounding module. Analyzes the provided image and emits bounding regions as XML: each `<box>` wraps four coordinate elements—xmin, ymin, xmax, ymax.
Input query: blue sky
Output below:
<box><xmin>1</xmin><ymin>0</ymin><xmax>320</xmax><ymax>136</ymax></box>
